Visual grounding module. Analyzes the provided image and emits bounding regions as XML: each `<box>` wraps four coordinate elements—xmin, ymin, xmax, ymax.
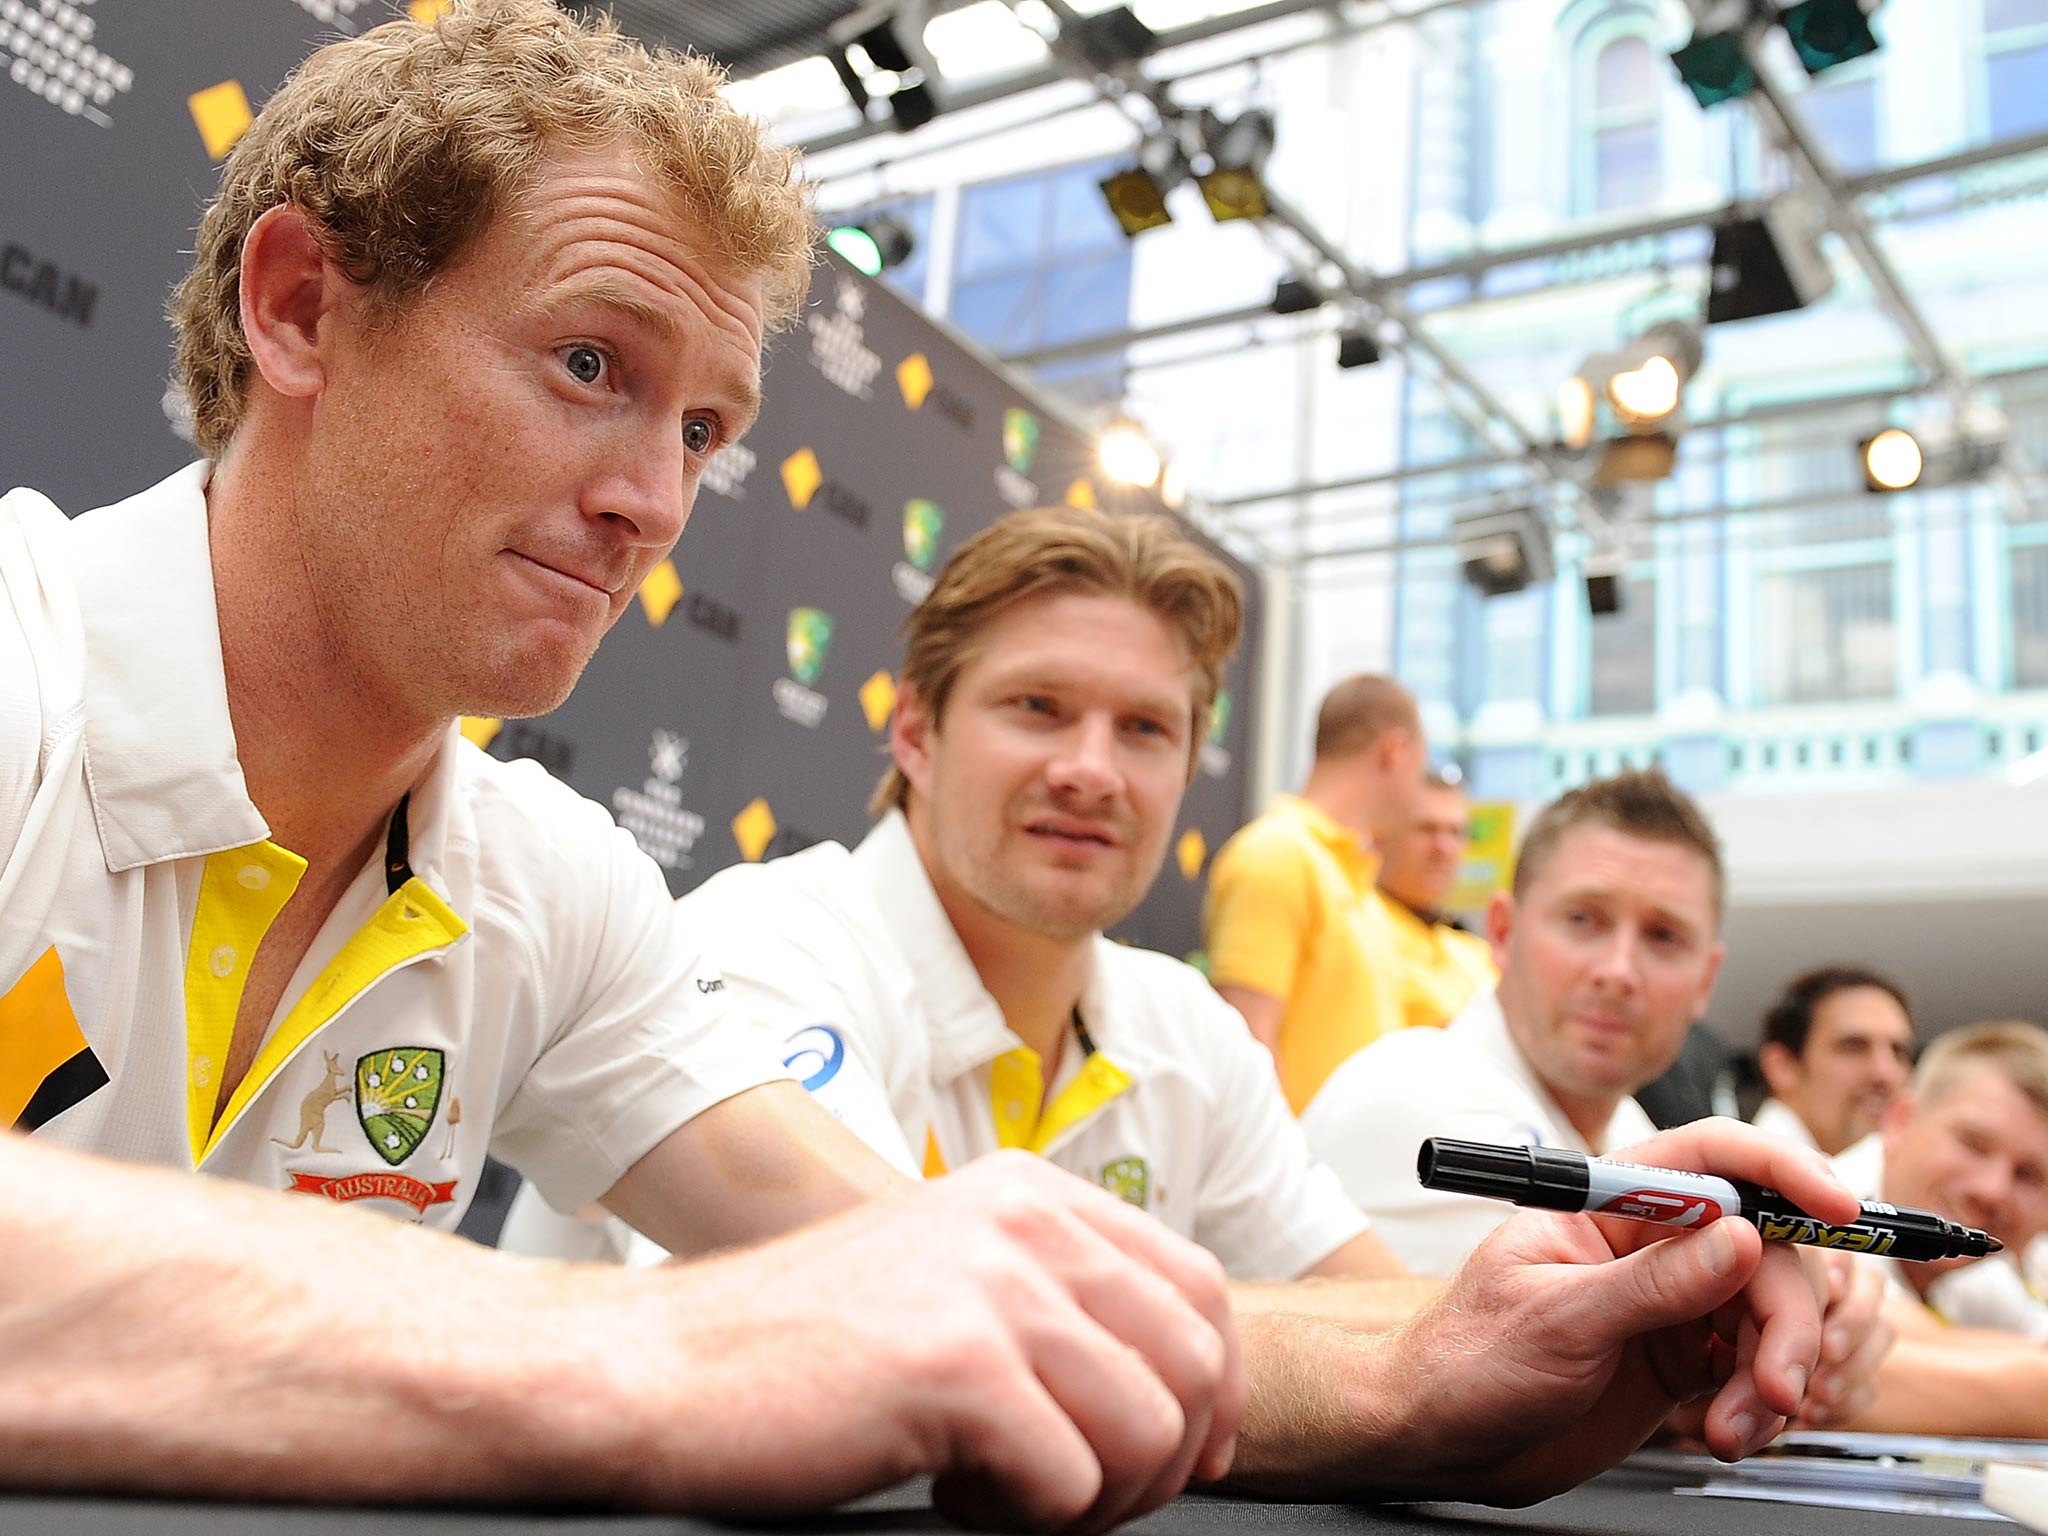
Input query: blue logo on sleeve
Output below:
<box><xmin>782</xmin><ymin>1024</ymin><xmax>846</xmax><ymax>1092</ymax></box>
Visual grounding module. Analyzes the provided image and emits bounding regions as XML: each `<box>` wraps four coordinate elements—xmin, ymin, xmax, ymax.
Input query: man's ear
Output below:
<box><xmin>238</xmin><ymin>204</ymin><xmax>345</xmax><ymax>403</ymax></box>
<box><xmin>1484</xmin><ymin>888</ymin><xmax>1516</xmax><ymax>970</ymax></box>
<box><xmin>890</xmin><ymin>678</ymin><xmax>937</xmax><ymax>801</ymax></box>
<box><xmin>1757</xmin><ymin>1040</ymin><xmax>1802</xmax><ymax>1100</ymax></box>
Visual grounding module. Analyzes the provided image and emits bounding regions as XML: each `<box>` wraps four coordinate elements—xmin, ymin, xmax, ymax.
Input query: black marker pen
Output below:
<box><xmin>1417</xmin><ymin>1137</ymin><xmax>2002</xmax><ymax>1263</ymax></box>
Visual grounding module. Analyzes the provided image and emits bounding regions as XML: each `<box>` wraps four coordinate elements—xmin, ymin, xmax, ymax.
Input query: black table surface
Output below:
<box><xmin>0</xmin><ymin>1463</ymin><xmax>1988</xmax><ymax>1536</ymax></box>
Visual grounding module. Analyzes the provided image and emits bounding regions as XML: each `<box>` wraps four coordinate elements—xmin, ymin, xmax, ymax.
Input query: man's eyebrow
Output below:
<box><xmin>536</xmin><ymin>276</ymin><xmax>681</xmax><ymax>343</ymax></box>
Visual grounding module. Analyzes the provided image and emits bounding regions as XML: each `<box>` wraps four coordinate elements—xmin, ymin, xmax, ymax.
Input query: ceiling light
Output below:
<box><xmin>1781</xmin><ymin>0</ymin><xmax>1881</xmax><ymax>77</ymax></box>
<box><xmin>824</xmin><ymin>212</ymin><xmax>916</xmax><ymax>276</ymax></box>
<box><xmin>1098</xmin><ymin>420</ymin><xmax>1162</xmax><ymax>488</ymax></box>
<box><xmin>1706</xmin><ymin>199</ymin><xmax>1836</xmax><ymax>324</ymax></box>
<box><xmin>1456</xmin><ymin>506</ymin><xmax>1554</xmax><ymax>598</ymax></box>
<box><xmin>1859</xmin><ymin>427</ymin><xmax>1923</xmax><ymax>492</ymax></box>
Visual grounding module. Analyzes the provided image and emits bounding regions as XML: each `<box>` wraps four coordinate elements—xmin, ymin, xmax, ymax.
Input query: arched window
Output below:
<box><xmin>1586</xmin><ymin>34</ymin><xmax>1663</xmax><ymax>212</ymax></box>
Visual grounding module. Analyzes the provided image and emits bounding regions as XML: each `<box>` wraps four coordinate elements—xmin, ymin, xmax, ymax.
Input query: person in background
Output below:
<box><xmin>1374</xmin><ymin>766</ymin><xmax>1497</xmax><ymax>1032</ymax></box>
<box><xmin>1300</xmin><ymin>768</ymin><xmax>1891</xmax><ymax>1428</ymax></box>
<box><xmin>1833</xmin><ymin>1021</ymin><xmax>2048</xmax><ymax>1350</ymax></box>
<box><xmin>1754</xmin><ymin>965</ymin><xmax>1916</xmax><ymax>1155</ymax></box>
<box><xmin>1204</xmin><ymin>674</ymin><xmax>1425</xmax><ymax>1112</ymax></box>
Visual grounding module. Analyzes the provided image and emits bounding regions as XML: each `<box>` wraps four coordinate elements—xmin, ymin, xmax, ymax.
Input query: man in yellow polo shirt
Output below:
<box><xmin>1203</xmin><ymin>675</ymin><xmax>1425</xmax><ymax>1113</ymax></box>
<box><xmin>1377</xmin><ymin>768</ymin><xmax>1497</xmax><ymax>1031</ymax></box>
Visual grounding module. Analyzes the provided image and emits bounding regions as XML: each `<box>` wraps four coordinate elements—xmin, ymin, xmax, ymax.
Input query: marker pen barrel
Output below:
<box><xmin>1417</xmin><ymin>1137</ymin><xmax>2001</xmax><ymax>1263</ymax></box>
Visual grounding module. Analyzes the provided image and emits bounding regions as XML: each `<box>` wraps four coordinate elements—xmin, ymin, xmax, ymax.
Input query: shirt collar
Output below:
<box><xmin>853</xmin><ymin>810</ymin><xmax>1116</xmax><ymax>1086</ymax></box>
<box><xmin>1271</xmin><ymin>793</ymin><xmax>1381</xmax><ymax>883</ymax></box>
<box><xmin>70</xmin><ymin>462</ymin><xmax>268</xmax><ymax>871</ymax></box>
<box><xmin>69</xmin><ymin>461</ymin><xmax>464</xmax><ymax>910</ymax></box>
<box><xmin>1451</xmin><ymin>989</ymin><xmax>1634</xmax><ymax>1154</ymax></box>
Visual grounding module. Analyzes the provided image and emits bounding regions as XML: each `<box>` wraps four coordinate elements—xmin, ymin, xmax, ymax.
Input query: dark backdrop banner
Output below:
<box><xmin>0</xmin><ymin>0</ymin><xmax>1261</xmax><ymax>963</ymax></box>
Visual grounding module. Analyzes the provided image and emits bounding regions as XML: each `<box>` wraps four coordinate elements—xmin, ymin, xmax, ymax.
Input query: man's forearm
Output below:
<box><xmin>1848</xmin><ymin>1334</ymin><xmax>2048</xmax><ymax>1438</ymax></box>
<box><xmin>0</xmin><ymin>1133</ymin><xmax>668</xmax><ymax>1505</ymax></box>
<box><xmin>1230</xmin><ymin>1275</ymin><xmax>1443</xmax><ymax>1332</ymax></box>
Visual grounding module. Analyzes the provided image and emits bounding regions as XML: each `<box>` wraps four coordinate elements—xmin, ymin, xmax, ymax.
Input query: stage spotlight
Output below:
<box><xmin>1197</xmin><ymin>165</ymin><xmax>1268</xmax><ymax>222</ymax></box>
<box><xmin>1593</xmin><ymin>431</ymin><xmax>1680</xmax><ymax>487</ymax></box>
<box><xmin>1557</xmin><ymin>373</ymin><xmax>1598</xmax><ymax>452</ymax></box>
<box><xmin>1707</xmin><ymin>200</ymin><xmax>1835</xmax><ymax>324</ymax></box>
<box><xmin>1100</xmin><ymin>167</ymin><xmax>1172</xmax><ymax>235</ymax></box>
<box><xmin>1781</xmin><ymin>0</ymin><xmax>1881</xmax><ymax>77</ymax></box>
<box><xmin>1585</xmin><ymin>566</ymin><xmax>1624</xmax><ymax>616</ymax></box>
<box><xmin>1066</xmin><ymin>5</ymin><xmax>1160</xmax><ymax>73</ymax></box>
<box><xmin>1336</xmin><ymin>326</ymin><xmax>1381</xmax><ymax>370</ymax></box>
<box><xmin>1271</xmin><ymin>277</ymin><xmax>1322</xmax><ymax>314</ymax></box>
<box><xmin>1858</xmin><ymin>409</ymin><xmax>2005</xmax><ymax>493</ymax></box>
<box><xmin>1196</xmin><ymin>108</ymin><xmax>1275</xmax><ymax>223</ymax></box>
<box><xmin>1456</xmin><ymin>506</ymin><xmax>1554</xmax><ymax>598</ymax></box>
<box><xmin>825</xmin><ymin>213</ymin><xmax>916</xmax><ymax>276</ymax></box>
<box><xmin>1603</xmin><ymin>321</ymin><xmax>1702</xmax><ymax>430</ymax></box>
<box><xmin>1670</xmin><ymin>30</ymin><xmax>1756</xmax><ymax>108</ymax></box>
<box><xmin>1099</xmin><ymin>419</ymin><xmax>1163</xmax><ymax>488</ymax></box>
<box><xmin>828</xmin><ymin>4</ymin><xmax>942</xmax><ymax>134</ymax></box>
<box><xmin>1860</xmin><ymin>427</ymin><xmax>1922</xmax><ymax>492</ymax></box>
<box><xmin>1100</xmin><ymin>135</ymin><xmax>1190</xmax><ymax>237</ymax></box>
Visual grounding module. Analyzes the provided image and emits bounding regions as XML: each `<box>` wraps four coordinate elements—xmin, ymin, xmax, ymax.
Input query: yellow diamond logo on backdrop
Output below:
<box><xmin>896</xmin><ymin>352</ymin><xmax>934</xmax><ymax>410</ymax></box>
<box><xmin>1176</xmin><ymin>828</ymin><xmax>1208</xmax><ymax>882</ymax></box>
<box><xmin>188</xmin><ymin>80</ymin><xmax>253</xmax><ymax>160</ymax></box>
<box><xmin>780</xmin><ymin>448</ymin><xmax>823</xmax><ymax>510</ymax></box>
<box><xmin>1065</xmin><ymin>479</ymin><xmax>1098</xmax><ymax>510</ymax></box>
<box><xmin>733</xmin><ymin>797</ymin><xmax>777</xmax><ymax>862</ymax></box>
<box><xmin>459</xmin><ymin>716</ymin><xmax>502</xmax><ymax>750</ymax></box>
<box><xmin>408</xmin><ymin>0</ymin><xmax>454</xmax><ymax>22</ymax></box>
<box><xmin>637</xmin><ymin>559</ymin><xmax>683</xmax><ymax>627</ymax></box>
<box><xmin>859</xmin><ymin>670</ymin><xmax>898</xmax><ymax>733</ymax></box>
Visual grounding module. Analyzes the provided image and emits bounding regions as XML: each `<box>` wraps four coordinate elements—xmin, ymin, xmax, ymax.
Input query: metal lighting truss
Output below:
<box><xmin>974</xmin><ymin>0</ymin><xmax>1608</xmax><ymax>557</ymax></box>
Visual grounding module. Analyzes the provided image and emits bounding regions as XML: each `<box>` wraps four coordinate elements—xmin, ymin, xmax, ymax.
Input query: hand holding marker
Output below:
<box><xmin>1417</xmin><ymin>1137</ymin><xmax>2001</xmax><ymax>1263</ymax></box>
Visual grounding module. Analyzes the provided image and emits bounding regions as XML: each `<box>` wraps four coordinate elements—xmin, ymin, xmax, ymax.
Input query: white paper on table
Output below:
<box><xmin>1678</xmin><ymin>1482</ymin><xmax>2013</xmax><ymax>1522</ymax></box>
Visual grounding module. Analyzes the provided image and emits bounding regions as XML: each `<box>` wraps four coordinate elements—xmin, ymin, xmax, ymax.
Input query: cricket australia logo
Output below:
<box><xmin>355</xmin><ymin>1048</ymin><xmax>446</xmax><ymax>1166</ymax></box>
<box><xmin>1100</xmin><ymin>1156</ymin><xmax>1150</xmax><ymax>1208</ymax></box>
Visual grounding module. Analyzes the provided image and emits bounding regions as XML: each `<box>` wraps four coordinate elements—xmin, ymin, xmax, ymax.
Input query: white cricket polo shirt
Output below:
<box><xmin>685</xmin><ymin>811</ymin><xmax>1367</xmax><ymax>1279</ymax></box>
<box><xmin>0</xmin><ymin>464</ymin><xmax>782</xmax><ymax>1229</ymax></box>
<box><xmin>1830</xmin><ymin>1134</ymin><xmax>2048</xmax><ymax>1338</ymax></box>
<box><xmin>1301</xmin><ymin>990</ymin><xmax>1659</xmax><ymax>1275</ymax></box>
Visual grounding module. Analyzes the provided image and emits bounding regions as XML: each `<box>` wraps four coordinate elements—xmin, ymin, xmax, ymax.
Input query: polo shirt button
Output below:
<box><xmin>1003</xmin><ymin>1101</ymin><xmax>1024</xmax><ymax>1120</ymax></box>
<box><xmin>191</xmin><ymin>1055</ymin><xmax>212</xmax><ymax>1087</ymax></box>
<box><xmin>209</xmin><ymin>945</ymin><xmax>237</xmax><ymax>978</ymax></box>
<box><xmin>237</xmin><ymin>864</ymin><xmax>271</xmax><ymax>891</ymax></box>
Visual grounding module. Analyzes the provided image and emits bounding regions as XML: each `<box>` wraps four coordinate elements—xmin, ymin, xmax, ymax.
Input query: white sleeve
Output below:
<box><xmin>1299</xmin><ymin>1041</ymin><xmax>1527</xmax><ymax>1276</ymax></box>
<box><xmin>489</xmin><ymin>802</ymin><xmax>791</xmax><ymax>1211</ymax></box>
<box><xmin>1186</xmin><ymin>996</ymin><xmax>1371</xmax><ymax>1281</ymax></box>
<box><xmin>677</xmin><ymin>865</ymin><xmax>920</xmax><ymax>1177</ymax></box>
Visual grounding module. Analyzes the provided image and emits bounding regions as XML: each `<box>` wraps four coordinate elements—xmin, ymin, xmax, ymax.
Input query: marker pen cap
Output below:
<box><xmin>1417</xmin><ymin>1138</ymin><xmax>1592</xmax><ymax>1211</ymax></box>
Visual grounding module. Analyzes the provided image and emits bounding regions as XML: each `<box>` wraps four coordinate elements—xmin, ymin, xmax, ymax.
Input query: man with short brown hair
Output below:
<box><xmin>1375</xmin><ymin>768</ymin><xmax>1496</xmax><ymax>1031</ymax></box>
<box><xmin>1204</xmin><ymin>674</ymin><xmax>1427</xmax><ymax>1111</ymax></box>
<box><xmin>1754</xmin><ymin>965</ymin><xmax>1916</xmax><ymax>1155</ymax></box>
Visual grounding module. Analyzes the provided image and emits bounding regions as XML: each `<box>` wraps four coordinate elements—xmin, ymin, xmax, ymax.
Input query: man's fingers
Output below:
<box><xmin>1564</xmin><ymin>1217</ymin><xmax>1759</xmax><ymax>1342</ymax></box>
<box><xmin>931</xmin><ymin>1372</ymin><xmax>1104</xmax><ymax>1534</ymax></box>
<box><xmin>1702</xmin><ymin>1313</ymin><xmax>1788</xmax><ymax>1460</ymax></box>
<box><xmin>1611</xmin><ymin>1118</ymin><xmax>1860</xmax><ymax>1226</ymax></box>
<box><xmin>1027</xmin><ymin>1160</ymin><xmax>1244</xmax><ymax>1479</ymax></box>
<box><xmin>1736</xmin><ymin>1243</ymin><xmax>1825</xmax><ymax>1420</ymax></box>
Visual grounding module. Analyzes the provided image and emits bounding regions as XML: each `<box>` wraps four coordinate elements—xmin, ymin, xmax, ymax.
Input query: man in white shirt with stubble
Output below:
<box><xmin>1302</xmin><ymin>768</ymin><xmax>1891</xmax><ymax>1427</ymax></box>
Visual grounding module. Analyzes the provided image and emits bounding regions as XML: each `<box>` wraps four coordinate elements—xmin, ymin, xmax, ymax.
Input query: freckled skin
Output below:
<box><xmin>283</xmin><ymin>142</ymin><xmax>765</xmax><ymax>723</ymax></box>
